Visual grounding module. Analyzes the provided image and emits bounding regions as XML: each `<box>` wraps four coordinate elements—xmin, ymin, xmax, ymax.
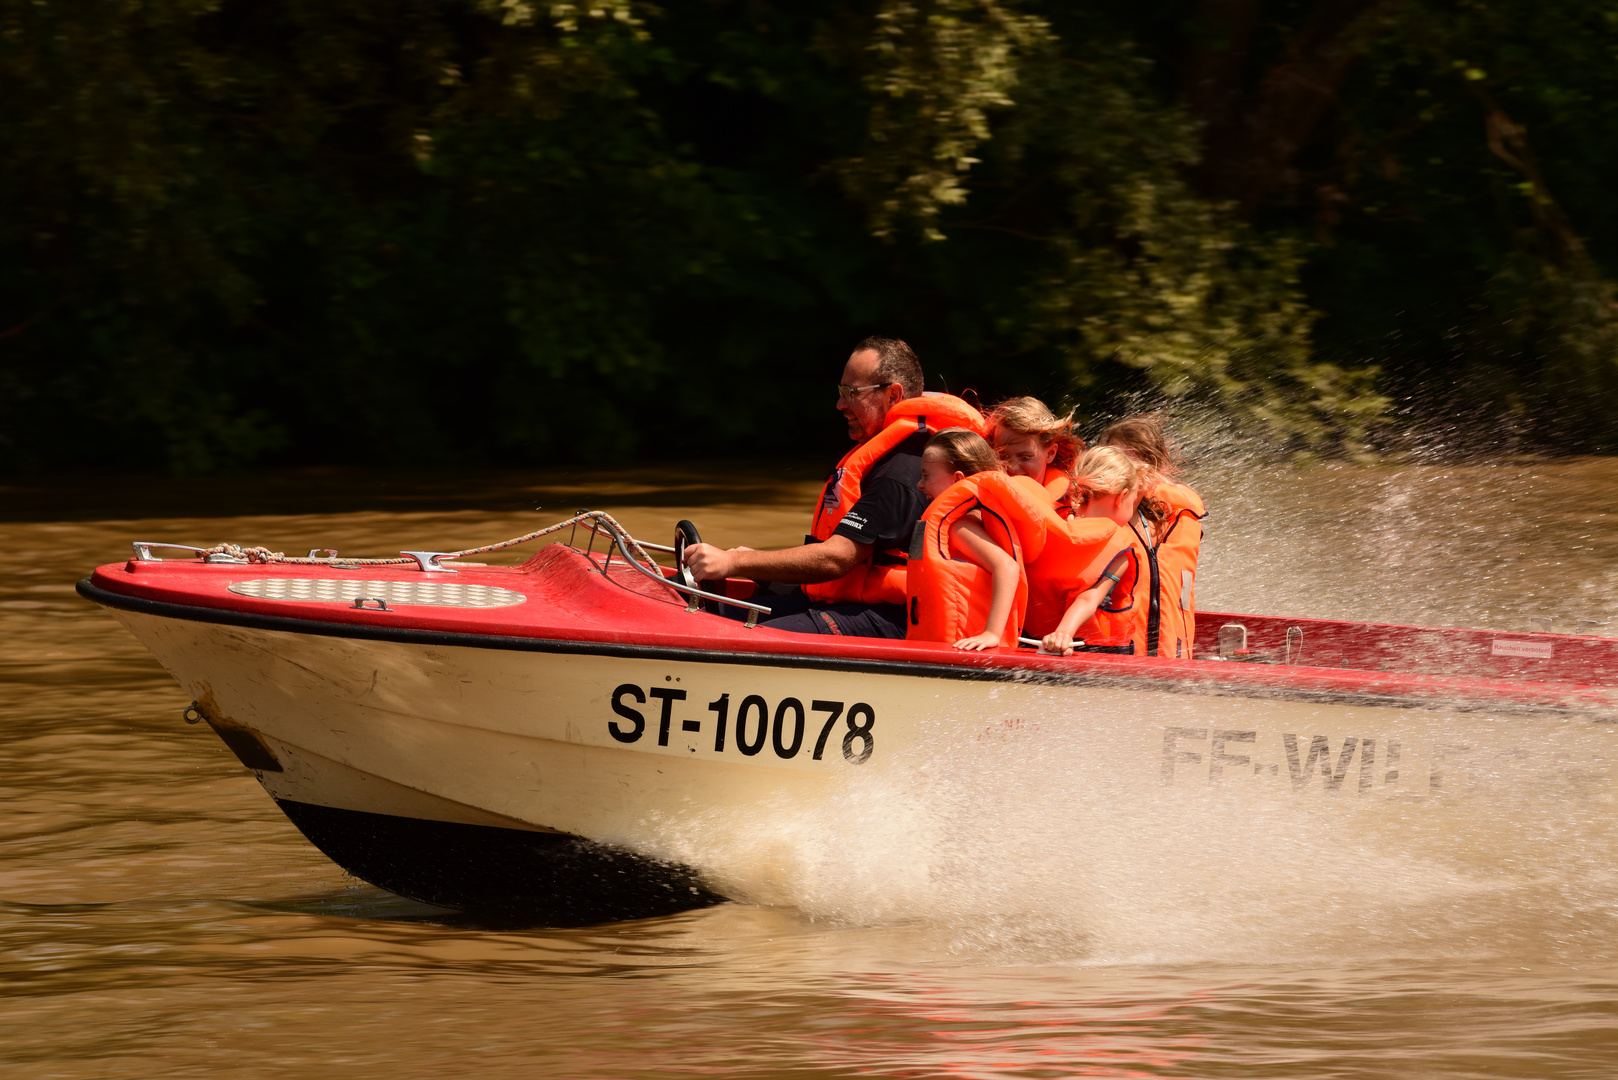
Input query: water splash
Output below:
<box><xmin>646</xmin><ymin>683</ymin><xmax>1618</xmax><ymax>967</ymax></box>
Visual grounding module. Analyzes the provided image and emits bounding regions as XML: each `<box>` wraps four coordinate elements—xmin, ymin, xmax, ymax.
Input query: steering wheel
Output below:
<box><xmin>673</xmin><ymin>520</ymin><xmax>701</xmax><ymax>592</ymax></box>
<box><xmin>674</xmin><ymin>520</ymin><xmax>725</xmax><ymax>612</ymax></box>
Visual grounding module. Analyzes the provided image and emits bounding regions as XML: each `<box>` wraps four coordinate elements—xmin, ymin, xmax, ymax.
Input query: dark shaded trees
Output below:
<box><xmin>1162</xmin><ymin>0</ymin><xmax>1618</xmax><ymax>447</ymax></box>
<box><xmin>3</xmin><ymin>0</ymin><xmax>1617</xmax><ymax>472</ymax></box>
<box><xmin>845</xmin><ymin>0</ymin><xmax>1618</xmax><ymax>452</ymax></box>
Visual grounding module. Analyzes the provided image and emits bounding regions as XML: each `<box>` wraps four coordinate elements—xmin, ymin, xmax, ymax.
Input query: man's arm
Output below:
<box><xmin>683</xmin><ymin>535</ymin><xmax>868</xmax><ymax>585</ymax></box>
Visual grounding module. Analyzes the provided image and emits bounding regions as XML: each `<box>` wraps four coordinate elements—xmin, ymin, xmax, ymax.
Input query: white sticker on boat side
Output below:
<box><xmin>1491</xmin><ymin>638</ymin><xmax>1555</xmax><ymax>659</ymax></box>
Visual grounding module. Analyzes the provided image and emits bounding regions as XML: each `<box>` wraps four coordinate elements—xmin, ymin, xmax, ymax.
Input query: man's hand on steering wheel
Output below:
<box><xmin>683</xmin><ymin>543</ymin><xmax>738</xmax><ymax>582</ymax></box>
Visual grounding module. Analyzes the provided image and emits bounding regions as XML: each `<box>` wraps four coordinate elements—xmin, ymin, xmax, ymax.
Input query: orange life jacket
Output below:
<box><xmin>1076</xmin><ymin>525</ymin><xmax>1147</xmax><ymax>652</ymax></box>
<box><xmin>1144</xmin><ymin>482</ymin><xmax>1206</xmax><ymax>658</ymax></box>
<box><xmin>904</xmin><ymin>471</ymin><xmax>1045</xmax><ymax>647</ymax></box>
<box><xmin>1022</xmin><ymin>509</ymin><xmax>1136</xmax><ymax>640</ymax></box>
<box><xmin>1043</xmin><ymin>471</ymin><xmax>1075</xmax><ymax>519</ymax></box>
<box><xmin>804</xmin><ymin>393</ymin><xmax>987</xmax><ymax>605</ymax></box>
<box><xmin>1104</xmin><ymin>480</ymin><xmax>1206</xmax><ymax>657</ymax></box>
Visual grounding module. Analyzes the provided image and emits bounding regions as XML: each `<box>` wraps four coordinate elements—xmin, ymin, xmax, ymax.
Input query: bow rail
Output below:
<box><xmin>131</xmin><ymin>510</ymin><xmax>771</xmax><ymax>628</ymax></box>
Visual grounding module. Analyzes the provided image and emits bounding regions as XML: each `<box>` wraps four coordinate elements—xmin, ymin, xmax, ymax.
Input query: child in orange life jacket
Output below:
<box><xmin>1098</xmin><ymin>414</ymin><xmax>1197</xmax><ymax>545</ymax></box>
<box><xmin>1040</xmin><ymin>446</ymin><xmax>1168</xmax><ymax>655</ymax></box>
<box><xmin>1099</xmin><ymin>414</ymin><xmax>1206</xmax><ymax>659</ymax></box>
<box><xmin>914</xmin><ymin>429</ymin><xmax>1022</xmax><ymax>651</ymax></box>
<box><xmin>986</xmin><ymin>396</ymin><xmax>1084</xmax><ymax>516</ymax></box>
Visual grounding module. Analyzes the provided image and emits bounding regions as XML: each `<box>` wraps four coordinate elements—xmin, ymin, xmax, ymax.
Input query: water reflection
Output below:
<box><xmin>3</xmin><ymin>459</ymin><xmax>1617</xmax><ymax>1076</ymax></box>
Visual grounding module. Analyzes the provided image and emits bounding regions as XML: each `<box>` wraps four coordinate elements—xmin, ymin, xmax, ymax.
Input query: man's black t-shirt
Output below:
<box><xmin>830</xmin><ymin>429</ymin><xmax>929</xmax><ymax>557</ymax></box>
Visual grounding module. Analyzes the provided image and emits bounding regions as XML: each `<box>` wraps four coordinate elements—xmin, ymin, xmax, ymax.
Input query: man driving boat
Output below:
<box><xmin>682</xmin><ymin>337</ymin><xmax>985</xmax><ymax>637</ymax></box>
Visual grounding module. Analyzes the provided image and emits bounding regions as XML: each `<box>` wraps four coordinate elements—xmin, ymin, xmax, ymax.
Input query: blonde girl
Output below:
<box><xmin>1040</xmin><ymin>446</ymin><xmax>1162</xmax><ymax>655</ymax></box>
<box><xmin>1099</xmin><ymin>414</ymin><xmax>1205</xmax><ymax>658</ymax></box>
<box><xmin>915</xmin><ymin>428</ymin><xmax>1021</xmax><ymax>651</ymax></box>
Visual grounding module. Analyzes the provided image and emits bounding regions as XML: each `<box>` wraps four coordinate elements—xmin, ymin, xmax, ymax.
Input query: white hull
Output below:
<box><xmin>115</xmin><ymin>610</ymin><xmax>1618</xmax><ymax>914</ymax></box>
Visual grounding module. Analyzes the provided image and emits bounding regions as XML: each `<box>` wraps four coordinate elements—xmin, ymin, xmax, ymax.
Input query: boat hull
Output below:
<box><xmin>272</xmin><ymin>799</ymin><xmax>718</xmax><ymax>923</ymax></box>
<box><xmin>104</xmin><ymin>603</ymin><xmax>1618</xmax><ymax>919</ymax></box>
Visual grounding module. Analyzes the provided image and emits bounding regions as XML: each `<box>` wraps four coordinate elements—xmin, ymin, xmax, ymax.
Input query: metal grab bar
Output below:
<box><xmin>1018</xmin><ymin>635</ymin><xmax>1087</xmax><ymax>653</ymax></box>
<box><xmin>577</xmin><ymin>519</ymin><xmax>771</xmax><ymax>629</ymax></box>
<box><xmin>132</xmin><ymin>542</ymin><xmax>247</xmax><ymax>564</ymax></box>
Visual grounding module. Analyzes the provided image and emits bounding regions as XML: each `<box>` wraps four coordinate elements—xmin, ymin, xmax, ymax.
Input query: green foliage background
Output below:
<box><xmin>3</xmin><ymin>0</ymin><xmax>1616</xmax><ymax>472</ymax></box>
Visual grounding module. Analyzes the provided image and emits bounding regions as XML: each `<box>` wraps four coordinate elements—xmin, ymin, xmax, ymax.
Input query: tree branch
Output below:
<box><xmin>1470</xmin><ymin>86</ymin><xmax>1594</xmax><ymax>275</ymax></box>
<box><xmin>0</xmin><ymin>298</ymin><xmax>61</xmax><ymax>343</ymax></box>
<box><xmin>1194</xmin><ymin>0</ymin><xmax>1399</xmax><ymax>214</ymax></box>
<box><xmin>1180</xmin><ymin>0</ymin><xmax>1264</xmax><ymax>149</ymax></box>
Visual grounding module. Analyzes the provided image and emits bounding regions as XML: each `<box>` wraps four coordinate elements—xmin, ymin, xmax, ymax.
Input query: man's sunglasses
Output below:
<box><xmin>837</xmin><ymin>382</ymin><xmax>892</xmax><ymax>402</ymax></box>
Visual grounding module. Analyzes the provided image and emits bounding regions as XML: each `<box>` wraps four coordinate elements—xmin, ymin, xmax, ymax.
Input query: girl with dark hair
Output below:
<box><xmin>910</xmin><ymin>429</ymin><xmax>1023</xmax><ymax>651</ymax></box>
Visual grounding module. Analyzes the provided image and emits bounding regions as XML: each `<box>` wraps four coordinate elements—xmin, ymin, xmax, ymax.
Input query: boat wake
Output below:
<box><xmin>643</xmin><ymin>689</ymin><xmax>1618</xmax><ymax>968</ymax></box>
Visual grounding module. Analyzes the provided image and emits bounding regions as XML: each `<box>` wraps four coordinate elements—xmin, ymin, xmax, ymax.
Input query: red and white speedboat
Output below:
<box><xmin>78</xmin><ymin>513</ymin><xmax>1618</xmax><ymax>923</ymax></box>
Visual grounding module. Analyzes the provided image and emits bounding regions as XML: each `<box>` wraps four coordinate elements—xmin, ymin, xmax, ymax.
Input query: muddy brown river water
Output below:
<box><xmin>4</xmin><ymin>458</ymin><xmax>1618</xmax><ymax>1077</ymax></box>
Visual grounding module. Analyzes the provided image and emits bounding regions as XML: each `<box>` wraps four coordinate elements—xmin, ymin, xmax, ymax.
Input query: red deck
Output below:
<box><xmin>84</xmin><ymin>544</ymin><xmax>1618</xmax><ymax>717</ymax></box>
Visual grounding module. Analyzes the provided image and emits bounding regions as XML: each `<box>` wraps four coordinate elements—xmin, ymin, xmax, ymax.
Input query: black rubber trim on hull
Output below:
<box><xmin>76</xmin><ymin>577</ymin><xmax>1593</xmax><ymax>718</ymax></box>
<box><xmin>274</xmin><ymin>799</ymin><xmax>722</xmax><ymax>925</ymax></box>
